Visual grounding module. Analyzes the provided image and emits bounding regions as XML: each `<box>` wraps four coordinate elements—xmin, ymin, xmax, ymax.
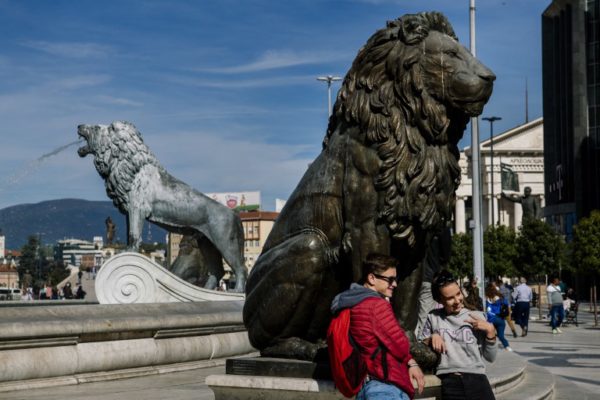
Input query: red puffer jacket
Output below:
<box><xmin>350</xmin><ymin>296</ymin><xmax>414</xmax><ymax>398</ymax></box>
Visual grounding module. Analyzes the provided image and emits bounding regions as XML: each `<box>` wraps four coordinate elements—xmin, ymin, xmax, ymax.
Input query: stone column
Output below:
<box><xmin>492</xmin><ymin>195</ymin><xmax>499</xmax><ymax>226</ymax></box>
<box><xmin>514</xmin><ymin>202</ymin><xmax>523</xmax><ymax>228</ymax></box>
<box><xmin>455</xmin><ymin>197</ymin><xmax>466</xmax><ymax>234</ymax></box>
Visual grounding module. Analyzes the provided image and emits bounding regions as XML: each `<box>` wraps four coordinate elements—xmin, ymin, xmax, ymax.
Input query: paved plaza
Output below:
<box><xmin>3</xmin><ymin>304</ymin><xmax>600</xmax><ymax>400</ymax></box>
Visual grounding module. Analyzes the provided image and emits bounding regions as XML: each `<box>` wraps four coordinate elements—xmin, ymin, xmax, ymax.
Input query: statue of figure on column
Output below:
<box><xmin>502</xmin><ymin>186</ymin><xmax>541</xmax><ymax>220</ymax></box>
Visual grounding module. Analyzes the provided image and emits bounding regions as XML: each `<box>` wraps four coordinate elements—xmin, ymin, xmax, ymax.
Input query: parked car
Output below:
<box><xmin>0</xmin><ymin>288</ymin><xmax>21</xmax><ymax>300</ymax></box>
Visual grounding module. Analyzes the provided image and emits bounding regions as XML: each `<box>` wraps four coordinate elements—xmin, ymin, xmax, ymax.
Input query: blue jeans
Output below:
<box><xmin>550</xmin><ymin>304</ymin><xmax>564</xmax><ymax>329</ymax></box>
<box><xmin>492</xmin><ymin>317</ymin><xmax>510</xmax><ymax>348</ymax></box>
<box><xmin>356</xmin><ymin>379</ymin><xmax>410</xmax><ymax>400</ymax></box>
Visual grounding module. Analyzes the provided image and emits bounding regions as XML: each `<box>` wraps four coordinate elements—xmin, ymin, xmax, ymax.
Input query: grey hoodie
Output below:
<box><xmin>419</xmin><ymin>307</ymin><xmax>497</xmax><ymax>376</ymax></box>
<box><xmin>330</xmin><ymin>283</ymin><xmax>382</xmax><ymax>314</ymax></box>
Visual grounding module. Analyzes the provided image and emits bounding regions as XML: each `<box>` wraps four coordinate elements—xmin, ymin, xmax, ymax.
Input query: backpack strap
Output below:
<box><xmin>369</xmin><ymin>345</ymin><xmax>388</xmax><ymax>380</ymax></box>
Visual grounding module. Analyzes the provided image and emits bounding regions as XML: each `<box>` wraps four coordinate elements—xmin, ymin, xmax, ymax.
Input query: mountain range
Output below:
<box><xmin>0</xmin><ymin>199</ymin><xmax>167</xmax><ymax>250</ymax></box>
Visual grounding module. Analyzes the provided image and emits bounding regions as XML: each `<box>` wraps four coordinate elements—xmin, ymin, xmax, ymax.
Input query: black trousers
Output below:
<box><xmin>439</xmin><ymin>373</ymin><xmax>496</xmax><ymax>400</ymax></box>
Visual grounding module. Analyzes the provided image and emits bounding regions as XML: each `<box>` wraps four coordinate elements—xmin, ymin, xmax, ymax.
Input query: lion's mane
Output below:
<box><xmin>325</xmin><ymin>12</ymin><xmax>468</xmax><ymax>246</ymax></box>
<box><xmin>91</xmin><ymin>122</ymin><xmax>162</xmax><ymax>213</ymax></box>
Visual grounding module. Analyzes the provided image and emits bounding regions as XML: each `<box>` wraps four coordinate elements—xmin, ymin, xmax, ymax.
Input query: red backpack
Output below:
<box><xmin>327</xmin><ymin>308</ymin><xmax>367</xmax><ymax>398</ymax></box>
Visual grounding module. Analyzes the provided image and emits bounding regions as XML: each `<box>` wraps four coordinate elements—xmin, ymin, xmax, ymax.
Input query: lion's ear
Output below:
<box><xmin>399</xmin><ymin>15</ymin><xmax>429</xmax><ymax>45</ymax></box>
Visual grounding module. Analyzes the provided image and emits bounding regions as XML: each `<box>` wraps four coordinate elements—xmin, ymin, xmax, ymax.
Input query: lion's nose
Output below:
<box><xmin>478</xmin><ymin>67</ymin><xmax>496</xmax><ymax>83</ymax></box>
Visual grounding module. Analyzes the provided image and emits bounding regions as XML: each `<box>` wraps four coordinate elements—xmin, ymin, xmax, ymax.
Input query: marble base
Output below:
<box><xmin>207</xmin><ymin>357</ymin><xmax>441</xmax><ymax>400</ymax></box>
<box><xmin>95</xmin><ymin>252</ymin><xmax>244</xmax><ymax>304</ymax></box>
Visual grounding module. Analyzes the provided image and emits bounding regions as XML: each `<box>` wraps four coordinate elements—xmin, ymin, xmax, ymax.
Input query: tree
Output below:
<box><xmin>448</xmin><ymin>232</ymin><xmax>473</xmax><ymax>280</ymax></box>
<box><xmin>484</xmin><ymin>225</ymin><xmax>518</xmax><ymax>280</ymax></box>
<box><xmin>571</xmin><ymin>210</ymin><xmax>600</xmax><ymax>325</ymax></box>
<box><xmin>516</xmin><ymin>218</ymin><xmax>566</xmax><ymax>319</ymax></box>
<box><xmin>516</xmin><ymin>218</ymin><xmax>565</xmax><ymax>279</ymax></box>
<box><xmin>18</xmin><ymin>235</ymin><xmax>40</xmax><ymax>282</ymax></box>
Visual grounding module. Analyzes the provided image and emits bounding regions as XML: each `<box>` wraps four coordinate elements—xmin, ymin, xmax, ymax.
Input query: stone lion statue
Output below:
<box><xmin>77</xmin><ymin>121</ymin><xmax>247</xmax><ymax>291</ymax></box>
<box><xmin>243</xmin><ymin>12</ymin><xmax>495</xmax><ymax>362</ymax></box>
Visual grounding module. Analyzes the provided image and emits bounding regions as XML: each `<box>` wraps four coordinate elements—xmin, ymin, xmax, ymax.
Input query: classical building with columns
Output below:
<box><xmin>454</xmin><ymin>118</ymin><xmax>545</xmax><ymax>234</ymax></box>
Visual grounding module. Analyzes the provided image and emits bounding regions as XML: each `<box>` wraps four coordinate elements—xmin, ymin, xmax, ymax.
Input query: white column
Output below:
<box><xmin>455</xmin><ymin>197</ymin><xmax>466</xmax><ymax>234</ymax></box>
<box><xmin>514</xmin><ymin>202</ymin><xmax>523</xmax><ymax>228</ymax></box>
<box><xmin>487</xmin><ymin>195</ymin><xmax>493</xmax><ymax>227</ymax></box>
<box><xmin>492</xmin><ymin>195</ymin><xmax>499</xmax><ymax>226</ymax></box>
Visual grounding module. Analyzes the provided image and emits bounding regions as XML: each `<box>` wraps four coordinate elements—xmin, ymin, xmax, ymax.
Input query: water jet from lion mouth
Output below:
<box><xmin>0</xmin><ymin>139</ymin><xmax>83</xmax><ymax>190</ymax></box>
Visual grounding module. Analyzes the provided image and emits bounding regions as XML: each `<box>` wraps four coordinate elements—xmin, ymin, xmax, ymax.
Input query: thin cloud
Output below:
<box><xmin>201</xmin><ymin>50</ymin><xmax>348</xmax><ymax>74</ymax></box>
<box><xmin>168</xmin><ymin>74</ymin><xmax>317</xmax><ymax>89</ymax></box>
<box><xmin>21</xmin><ymin>40</ymin><xmax>113</xmax><ymax>58</ymax></box>
<box><xmin>96</xmin><ymin>95</ymin><xmax>144</xmax><ymax>107</ymax></box>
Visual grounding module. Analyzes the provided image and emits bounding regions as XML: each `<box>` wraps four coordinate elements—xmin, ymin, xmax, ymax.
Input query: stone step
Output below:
<box><xmin>487</xmin><ymin>351</ymin><xmax>527</xmax><ymax>395</ymax></box>
<box><xmin>496</xmin><ymin>362</ymin><xmax>554</xmax><ymax>400</ymax></box>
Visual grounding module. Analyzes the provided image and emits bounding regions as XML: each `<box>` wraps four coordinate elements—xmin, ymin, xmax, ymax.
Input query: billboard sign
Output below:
<box><xmin>207</xmin><ymin>191</ymin><xmax>261</xmax><ymax>211</ymax></box>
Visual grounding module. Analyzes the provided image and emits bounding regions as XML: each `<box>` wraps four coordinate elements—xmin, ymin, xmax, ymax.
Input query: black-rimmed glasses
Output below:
<box><xmin>372</xmin><ymin>273</ymin><xmax>397</xmax><ymax>285</ymax></box>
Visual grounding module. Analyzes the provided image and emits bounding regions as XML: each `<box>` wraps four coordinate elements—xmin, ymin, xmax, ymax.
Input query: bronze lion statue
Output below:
<box><xmin>243</xmin><ymin>12</ymin><xmax>494</xmax><ymax>361</ymax></box>
<box><xmin>77</xmin><ymin>121</ymin><xmax>247</xmax><ymax>291</ymax></box>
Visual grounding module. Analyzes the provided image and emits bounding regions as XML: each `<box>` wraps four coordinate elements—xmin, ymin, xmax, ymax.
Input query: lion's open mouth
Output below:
<box><xmin>77</xmin><ymin>126</ymin><xmax>91</xmax><ymax>157</ymax></box>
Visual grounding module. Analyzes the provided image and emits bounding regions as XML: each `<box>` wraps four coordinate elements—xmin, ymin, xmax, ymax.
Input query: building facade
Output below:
<box><xmin>455</xmin><ymin>118</ymin><xmax>545</xmax><ymax>233</ymax></box>
<box><xmin>542</xmin><ymin>0</ymin><xmax>600</xmax><ymax>238</ymax></box>
<box><xmin>167</xmin><ymin>210</ymin><xmax>279</xmax><ymax>281</ymax></box>
<box><xmin>53</xmin><ymin>239</ymin><xmax>104</xmax><ymax>268</ymax></box>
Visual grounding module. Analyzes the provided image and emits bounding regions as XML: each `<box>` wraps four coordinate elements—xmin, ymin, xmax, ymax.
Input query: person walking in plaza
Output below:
<box><xmin>512</xmin><ymin>277</ymin><xmax>532</xmax><ymax>336</ymax></box>
<box><xmin>420</xmin><ymin>270</ymin><xmax>498</xmax><ymax>400</ymax></box>
<box><xmin>547</xmin><ymin>276</ymin><xmax>564</xmax><ymax>334</ymax></box>
<box><xmin>485</xmin><ymin>284</ymin><xmax>512</xmax><ymax>351</ymax></box>
<box><xmin>496</xmin><ymin>280</ymin><xmax>518</xmax><ymax>338</ymax></box>
<box><xmin>330</xmin><ymin>254</ymin><xmax>425</xmax><ymax>399</ymax></box>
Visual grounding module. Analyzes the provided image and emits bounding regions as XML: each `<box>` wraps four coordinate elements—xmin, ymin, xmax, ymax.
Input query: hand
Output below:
<box><xmin>409</xmin><ymin>365</ymin><xmax>425</xmax><ymax>395</ymax></box>
<box><xmin>465</xmin><ymin>313</ymin><xmax>495</xmax><ymax>337</ymax></box>
<box><xmin>430</xmin><ymin>333</ymin><xmax>446</xmax><ymax>354</ymax></box>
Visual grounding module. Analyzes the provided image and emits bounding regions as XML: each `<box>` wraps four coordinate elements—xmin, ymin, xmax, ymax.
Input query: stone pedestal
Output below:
<box><xmin>206</xmin><ymin>357</ymin><xmax>441</xmax><ymax>400</ymax></box>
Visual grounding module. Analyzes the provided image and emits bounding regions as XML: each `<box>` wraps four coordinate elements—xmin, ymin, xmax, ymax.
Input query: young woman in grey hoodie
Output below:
<box><xmin>419</xmin><ymin>270</ymin><xmax>498</xmax><ymax>400</ymax></box>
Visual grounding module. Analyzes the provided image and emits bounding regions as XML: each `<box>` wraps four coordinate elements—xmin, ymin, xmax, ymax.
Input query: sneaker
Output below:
<box><xmin>552</xmin><ymin>329</ymin><xmax>558</xmax><ymax>334</ymax></box>
<box><xmin>506</xmin><ymin>347</ymin><xmax>514</xmax><ymax>352</ymax></box>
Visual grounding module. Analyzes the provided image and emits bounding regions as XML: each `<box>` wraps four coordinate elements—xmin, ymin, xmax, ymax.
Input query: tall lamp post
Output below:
<box><xmin>482</xmin><ymin>116</ymin><xmax>501</xmax><ymax>226</ymax></box>
<box><xmin>469</xmin><ymin>0</ymin><xmax>485</xmax><ymax>299</ymax></box>
<box><xmin>316</xmin><ymin>75</ymin><xmax>341</xmax><ymax>117</ymax></box>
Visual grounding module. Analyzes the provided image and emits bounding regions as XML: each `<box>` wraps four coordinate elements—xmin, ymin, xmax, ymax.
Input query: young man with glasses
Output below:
<box><xmin>330</xmin><ymin>253</ymin><xmax>425</xmax><ymax>399</ymax></box>
<box><xmin>419</xmin><ymin>270</ymin><xmax>498</xmax><ymax>400</ymax></box>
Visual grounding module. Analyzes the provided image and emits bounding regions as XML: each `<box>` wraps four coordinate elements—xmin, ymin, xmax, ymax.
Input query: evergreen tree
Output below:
<box><xmin>484</xmin><ymin>225</ymin><xmax>518</xmax><ymax>280</ymax></box>
<box><xmin>448</xmin><ymin>232</ymin><xmax>473</xmax><ymax>280</ymax></box>
<box><xmin>572</xmin><ymin>210</ymin><xmax>600</xmax><ymax>324</ymax></box>
<box><xmin>516</xmin><ymin>218</ymin><xmax>565</xmax><ymax>280</ymax></box>
<box><xmin>18</xmin><ymin>235</ymin><xmax>40</xmax><ymax>282</ymax></box>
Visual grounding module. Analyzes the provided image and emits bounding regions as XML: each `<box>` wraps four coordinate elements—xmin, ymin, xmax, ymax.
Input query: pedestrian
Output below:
<box><xmin>63</xmin><ymin>282</ymin><xmax>73</xmax><ymax>299</ymax></box>
<box><xmin>330</xmin><ymin>253</ymin><xmax>425</xmax><ymax>399</ymax></box>
<box><xmin>77</xmin><ymin>270</ymin><xmax>83</xmax><ymax>285</ymax></box>
<box><xmin>75</xmin><ymin>284</ymin><xmax>86</xmax><ymax>300</ymax></box>
<box><xmin>485</xmin><ymin>283</ymin><xmax>512</xmax><ymax>351</ymax></box>
<box><xmin>420</xmin><ymin>270</ymin><xmax>498</xmax><ymax>400</ymax></box>
<box><xmin>496</xmin><ymin>280</ymin><xmax>518</xmax><ymax>338</ymax></box>
<box><xmin>512</xmin><ymin>277</ymin><xmax>532</xmax><ymax>336</ymax></box>
<box><xmin>547</xmin><ymin>275</ymin><xmax>564</xmax><ymax>334</ymax></box>
<box><xmin>463</xmin><ymin>275</ymin><xmax>483</xmax><ymax>311</ymax></box>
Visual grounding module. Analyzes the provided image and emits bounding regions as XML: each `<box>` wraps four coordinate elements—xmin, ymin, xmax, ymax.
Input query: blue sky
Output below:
<box><xmin>0</xmin><ymin>0</ymin><xmax>548</xmax><ymax>211</ymax></box>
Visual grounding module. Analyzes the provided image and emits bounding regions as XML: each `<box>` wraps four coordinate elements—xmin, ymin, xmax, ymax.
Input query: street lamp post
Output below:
<box><xmin>483</xmin><ymin>116</ymin><xmax>501</xmax><ymax>226</ymax></box>
<box><xmin>316</xmin><ymin>75</ymin><xmax>342</xmax><ymax>117</ymax></box>
<box><xmin>469</xmin><ymin>0</ymin><xmax>485</xmax><ymax>300</ymax></box>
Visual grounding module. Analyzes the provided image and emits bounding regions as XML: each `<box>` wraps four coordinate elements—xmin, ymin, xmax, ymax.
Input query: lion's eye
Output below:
<box><xmin>444</xmin><ymin>50</ymin><xmax>459</xmax><ymax>58</ymax></box>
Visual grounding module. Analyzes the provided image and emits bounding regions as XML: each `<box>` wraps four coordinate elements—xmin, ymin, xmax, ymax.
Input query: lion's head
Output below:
<box><xmin>78</xmin><ymin>121</ymin><xmax>161</xmax><ymax>212</ymax></box>
<box><xmin>326</xmin><ymin>12</ymin><xmax>494</xmax><ymax>246</ymax></box>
